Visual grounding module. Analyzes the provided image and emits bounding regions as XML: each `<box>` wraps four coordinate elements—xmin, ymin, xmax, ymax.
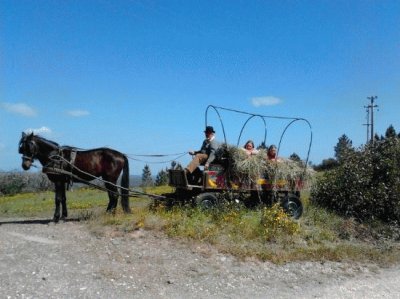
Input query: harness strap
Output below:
<box><xmin>67</xmin><ymin>150</ymin><xmax>77</xmax><ymax>189</ymax></box>
<box><xmin>42</xmin><ymin>166</ymin><xmax>165</xmax><ymax>199</ymax></box>
<box><xmin>70</xmin><ymin>150</ymin><xmax>77</xmax><ymax>165</ymax></box>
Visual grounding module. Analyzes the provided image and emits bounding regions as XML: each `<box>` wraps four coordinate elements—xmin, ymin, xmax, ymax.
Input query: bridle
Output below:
<box><xmin>19</xmin><ymin>138</ymin><xmax>38</xmax><ymax>164</ymax></box>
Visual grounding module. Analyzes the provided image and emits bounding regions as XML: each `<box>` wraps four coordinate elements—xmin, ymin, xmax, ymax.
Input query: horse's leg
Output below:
<box><xmin>105</xmin><ymin>182</ymin><xmax>119</xmax><ymax>213</ymax></box>
<box><xmin>60</xmin><ymin>183</ymin><xmax>68</xmax><ymax>220</ymax></box>
<box><xmin>120</xmin><ymin>156</ymin><xmax>131</xmax><ymax>213</ymax></box>
<box><xmin>53</xmin><ymin>182</ymin><xmax>64</xmax><ymax>222</ymax></box>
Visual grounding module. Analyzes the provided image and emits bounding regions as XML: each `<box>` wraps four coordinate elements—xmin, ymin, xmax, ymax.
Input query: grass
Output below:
<box><xmin>1</xmin><ymin>186</ymin><xmax>399</xmax><ymax>265</ymax></box>
<box><xmin>0</xmin><ymin>187</ymin><xmax>109</xmax><ymax>218</ymax></box>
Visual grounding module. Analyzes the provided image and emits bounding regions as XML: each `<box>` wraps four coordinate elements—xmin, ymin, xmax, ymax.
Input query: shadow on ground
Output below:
<box><xmin>0</xmin><ymin>218</ymin><xmax>81</xmax><ymax>225</ymax></box>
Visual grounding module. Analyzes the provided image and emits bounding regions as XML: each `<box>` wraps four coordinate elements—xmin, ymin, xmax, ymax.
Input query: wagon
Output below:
<box><xmin>162</xmin><ymin>105</ymin><xmax>313</xmax><ymax>219</ymax></box>
<box><xmin>17</xmin><ymin>103</ymin><xmax>312</xmax><ymax>222</ymax></box>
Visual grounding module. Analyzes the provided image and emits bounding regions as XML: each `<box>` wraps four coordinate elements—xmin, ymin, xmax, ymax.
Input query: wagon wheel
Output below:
<box><xmin>281</xmin><ymin>193</ymin><xmax>303</xmax><ymax>219</ymax></box>
<box><xmin>195</xmin><ymin>192</ymin><xmax>219</xmax><ymax>209</ymax></box>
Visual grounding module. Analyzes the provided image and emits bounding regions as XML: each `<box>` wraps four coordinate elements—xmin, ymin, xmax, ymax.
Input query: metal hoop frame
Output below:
<box><xmin>204</xmin><ymin>105</ymin><xmax>313</xmax><ymax>166</ymax></box>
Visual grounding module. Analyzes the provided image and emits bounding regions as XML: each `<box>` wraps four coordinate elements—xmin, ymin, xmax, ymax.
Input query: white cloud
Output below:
<box><xmin>24</xmin><ymin>126</ymin><xmax>52</xmax><ymax>135</ymax></box>
<box><xmin>251</xmin><ymin>96</ymin><xmax>282</xmax><ymax>107</ymax></box>
<box><xmin>1</xmin><ymin>102</ymin><xmax>37</xmax><ymax>117</ymax></box>
<box><xmin>67</xmin><ymin>110</ymin><xmax>90</xmax><ymax>117</ymax></box>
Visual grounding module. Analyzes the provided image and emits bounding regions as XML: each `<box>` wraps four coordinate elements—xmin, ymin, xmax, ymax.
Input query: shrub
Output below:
<box><xmin>260</xmin><ymin>204</ymin><xmax>299</xmax><ymax>241</ymax></box>
<box><xmin>311</xmin><ymin>137</ymin><xmax>400</xmax><ymax>222</ymax></box>
<box><xmin>0</xmin><ymin>172</ymin><xmax>26</xmax><ymax>195</ymax></box>
<box><xmin>0</xmin><ymin>172</ymin><xmax>52</xmax><ymax>195</ymax></box>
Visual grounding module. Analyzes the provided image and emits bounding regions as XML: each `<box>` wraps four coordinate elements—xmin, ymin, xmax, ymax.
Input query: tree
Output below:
<box><xmin>385</xmin><ymin>125</ymin><xmax>397</xmax><ymax>139</ymax></box>
<box><xmin>313</xmin><ymin>158</ymin><xmax>338</xmax><ymax>171</ymax></box>
<box><xmin>257</xmin><ymin>142</ymin><xmax>267</xmax><ymax>150</ymax></box>
<box><xmin>334</xmin><ymin>134</ymin><xmax>353</xmax><ymax>163</ymax></box>
<box><xmin>141</xmin><ymin>164</ymin><xmax>153</xmax><ymax>187</ymax></box>
<box><xmin>155</xmin><ymin>168</ymin><xmax>169</xmax><ymax>186</ymax></box>
<box><xmin>170</xmin><ymin>161</ymin><xmax>183</xmax><ymax>170</ymax></box>
<box><xmin>289</xmin><ymin>153</ymin><xmax>301</xmax><ymax>162</ymax></box>
<box><xmin>374</xmin><ymin>133</ymin><xmax>382</xmax><ymax>142</ymax></box>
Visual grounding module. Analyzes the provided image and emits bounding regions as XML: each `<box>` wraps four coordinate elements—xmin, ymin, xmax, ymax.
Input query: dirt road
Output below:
<box><xmin>0</xmin><ymin>219</ymin><xmax>399</xmax><ymax>298</ymax></box>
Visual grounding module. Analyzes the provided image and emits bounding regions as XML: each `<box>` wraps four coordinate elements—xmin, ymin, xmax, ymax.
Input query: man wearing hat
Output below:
<box><xmin>186</xmin><ymin>126</ymin><xmax>219</xmax><ymax>181</ymax></box>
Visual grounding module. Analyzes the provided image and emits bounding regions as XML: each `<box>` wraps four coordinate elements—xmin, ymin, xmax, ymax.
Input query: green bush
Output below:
<box><xmin>311</xmin><ymin>137</ymin><xmax>400</xmax><ymax>222</ymax></box>
<box><xmin>0</xmin><ymin>172</ymin><xmax>53</xmax><ymax>195</ymax></box>
<box><xmin>0</xmin><ymin>172</ymin><xmax>26</xmax><ymax>195</ymax></box>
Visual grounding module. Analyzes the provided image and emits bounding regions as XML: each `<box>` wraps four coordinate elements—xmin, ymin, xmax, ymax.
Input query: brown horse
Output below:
<box><xmin>18</xmin><ymin>132</ymin><xmax>130</xmax><ymax>222</ymax></box>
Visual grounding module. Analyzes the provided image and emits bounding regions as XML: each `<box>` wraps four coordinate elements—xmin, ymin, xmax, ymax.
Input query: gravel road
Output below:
<box><xmin>1</xmin><ymin>218</ymin><xmax>399</xmax><ymax>299</ymax></box>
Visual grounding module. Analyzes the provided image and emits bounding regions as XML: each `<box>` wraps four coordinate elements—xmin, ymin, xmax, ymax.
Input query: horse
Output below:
<box><xmin>18</xmin><ymin>132</ymin><xmax>130</xmax><ymax>222</ymax></box>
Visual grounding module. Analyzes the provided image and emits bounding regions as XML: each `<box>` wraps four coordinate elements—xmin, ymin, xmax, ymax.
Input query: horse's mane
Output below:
<box><xmin>27</xmin><ymin>133</ymin><xmax>122</xmax><ymax>153</ymax></box>
<box><xmin>30</xmin><ymin>133</ymin><xmax>60</xmax><ymax>147</ymax></box>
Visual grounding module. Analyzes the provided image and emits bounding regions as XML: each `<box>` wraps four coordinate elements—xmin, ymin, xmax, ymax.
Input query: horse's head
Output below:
<box><xmin>18</xmin><ymin>132</ymin><xmax>38</xmax><ymax>170</ymax></box>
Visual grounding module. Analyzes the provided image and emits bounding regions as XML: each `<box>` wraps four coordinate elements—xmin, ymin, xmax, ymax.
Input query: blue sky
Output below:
<box><xmin>1</xmin><ymin>0</ymin><xmax>399</xmax><ymax>175</ymax></box>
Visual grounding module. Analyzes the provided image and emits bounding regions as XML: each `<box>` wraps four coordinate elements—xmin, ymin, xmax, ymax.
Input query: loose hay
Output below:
<box><xmin>219</xmin><ymin>145</ymin><xmax>310</xmax><ymax>190</ymax></box>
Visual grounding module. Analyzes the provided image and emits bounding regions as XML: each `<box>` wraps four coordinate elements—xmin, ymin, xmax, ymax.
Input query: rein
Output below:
<box><xmin>22</xmin><ymin>157</ymin><xmax>39</xmax><ymax>168</ymax></box>
<box><xmin>129</xmin><ymin>152</ymin><xmax>187</xmax><ymax>157</ymax></box>
<box><xmin>22</xmin><ymin>155</ymin><xmax>34</xmax><ymax>162</ymax></box>
<box><xmin>45</xmin><ymin>154</ymin><xmax>167</xmax><ymax>200</ymax></box>
<box><xmin>127</xmin><ymin>152</ymin><xmax>188</xmax><ymax>164</ymax></box>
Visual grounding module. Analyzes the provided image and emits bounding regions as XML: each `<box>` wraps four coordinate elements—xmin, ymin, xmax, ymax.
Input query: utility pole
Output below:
<box><xmin>363</xmin><ymin>106</ymin><xmax>370</xmax><ymax>143</ymax></box>
<box><xmin>366</xmin><ymin>96</ymin><xmax>378</xmax><ymax>143</ymax></box>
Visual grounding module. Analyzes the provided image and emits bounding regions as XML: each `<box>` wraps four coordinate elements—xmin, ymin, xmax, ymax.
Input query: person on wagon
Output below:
<box><xmin>186</xmin><ymin>126</ymin><xmax>219</xmax><ymax>175</ymax></box>
<box><xmin>242</xmin><ymin>140</ymin><xmax>259</xmax><ymax>156</ymax></box>
<box><xmin>267</xmin><ymin>144</ymin><xmax>279</xmax><ymax>161</ymax></box>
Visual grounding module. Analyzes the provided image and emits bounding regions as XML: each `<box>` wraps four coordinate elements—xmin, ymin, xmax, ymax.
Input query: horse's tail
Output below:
<box><xmin>121</xmin><ymin>155</ymin><xmax>131</xmax><ymax>213</ymax></box>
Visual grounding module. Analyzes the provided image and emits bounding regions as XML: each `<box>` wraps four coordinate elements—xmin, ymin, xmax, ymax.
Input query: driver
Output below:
<box><xmin>186</xmin><ymin>126</ymin><xmax>219</xmax><ymax>176</ymax></box>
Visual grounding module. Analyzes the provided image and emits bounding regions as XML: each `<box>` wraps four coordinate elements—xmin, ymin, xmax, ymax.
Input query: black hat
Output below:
<box><xmin>204</xmin><ymin>126</ymin><xmax>215</xmax><ymax>133</ymax></box>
